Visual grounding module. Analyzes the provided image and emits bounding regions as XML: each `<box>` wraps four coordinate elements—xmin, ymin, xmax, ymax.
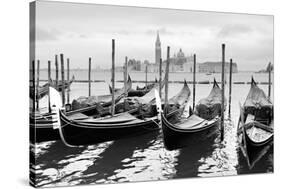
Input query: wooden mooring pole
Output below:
<box><xmin>55</xmin><ymin>55</ymin><xmax>59</xmax><ymax>88</ymax></box>
<box><xmin>268</xmin><ymin>62</ymin><xmax>271</xmax><ymax>98</ymax></box>
<box><xmin>145</xmin><ymin>65</ymin><xmax>148</xmax><ymax>90</ymax></box>
<box><xmin>124</xmin><ymin>56</ymin><xmax>128</xmax><ymax>111</ymax></box>
<box><xmin>111</xmin><ymin>39</ymin><xmax>115</xmax><ymax>116</ymax></box>
<box><xmin>88</xmin><ymin>57</ymin><xmax>92</xmax><ymax>97</ymax></box>
<box><xmin>67</xmin><ymin>58</ymin><xmax>70</xmax><ymax>104</ymax></box>
<box><xmin>60</xmin><ymin>54</ymin><xmax>65</xmax><ymax>106</ymax></box>
<box><xmin>32</xmin><ymin>60</ymin><xmax>35</xmax><ymax>112</ymax></box>
<box><xmin>36</xmin><ymin>60</ymin><xmax>40</xmax><ymax>110</ymax></box>
<box><xmin>48</xmin><ymin>60</ymin><xmax>51</xmax><ymax>113</ymax></box>
<box><xmin>164</xmin><ymin>46</ymin><xmax>170</xmax><ymax>111</ymax></box>
<box><xmin>159</xmin><ymin>58</ymin><xmax>162</xmax><ymax>99</ymax></box>
<box><xmin>228</xmin><ymin>58</ymin><xmax>233</xmax><ymax>118</ymax></box>
<box><xmin>193</xmin><ymin>54</ymin><xmax>196</xmax><ymax>111</ymax></box>
<box><xmin>221</xmin><ymin>44</ymin><xmax>225</xmax><ymax>141</ymax></box>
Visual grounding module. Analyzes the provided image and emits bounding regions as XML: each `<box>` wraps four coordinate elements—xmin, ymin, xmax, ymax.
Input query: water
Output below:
<box><xmin>33</xmin><ymin>71</ymin><xmax>274</xmax><ymax>187</ymax></box>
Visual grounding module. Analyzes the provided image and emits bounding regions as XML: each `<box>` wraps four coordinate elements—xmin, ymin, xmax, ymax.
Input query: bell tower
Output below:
<box><xmin>155</xmin><ymin>31</ymin><xmax>161</xmax><ymax>65</ymax></box>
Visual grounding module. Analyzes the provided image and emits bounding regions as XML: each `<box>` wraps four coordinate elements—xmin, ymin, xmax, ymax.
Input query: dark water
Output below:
<box><xmin>33</xmin><ymin>71</ymin><xmax>273</xmax><ymax>187</ymax></box>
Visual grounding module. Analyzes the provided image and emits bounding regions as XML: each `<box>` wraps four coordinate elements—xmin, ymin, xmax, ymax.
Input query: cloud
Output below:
<box><xmin>217</xmin><ymin>24</ymin><xmax>253</xmax><ymax>37</ymax></box>
<box><xmin>146</xmin><ymin>27</ymin><xmax>174</xmax><ymax>35</ymax></box>
<box><xmin>36</xmin><ymin>27</ymin><xmax>61</xmax><ymax>41</ymax></box>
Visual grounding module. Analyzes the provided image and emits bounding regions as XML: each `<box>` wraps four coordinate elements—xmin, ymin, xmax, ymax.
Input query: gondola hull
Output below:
<box><xmin>161</xmin><ymin>113</ymin><xmax>220</xmax><ymax>150</ymax></box>
<box><xmin>30</xmin><ymin>123</ymin><xmax>60</xmax><ymax>143</ymax></box>
<box><xmin>30</xmin><ymin>105</ymin><xmax>100</xmax><ymax>143</ymax></box>
<box><xmin>58</xmin><ymin>108</ymin><xmax>181</xmax><ymax>146</ymax></box>
<box><xmin>238</xmin><ymin>122</ymin><xmax>273</xmax><ymax>169</ymax></box>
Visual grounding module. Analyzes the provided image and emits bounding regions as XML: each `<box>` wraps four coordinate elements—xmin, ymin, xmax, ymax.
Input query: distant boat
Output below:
<box><xmin>206</xmin><ymin>72</ymin><xmax>212</xmax><ymax>75</ymax></box>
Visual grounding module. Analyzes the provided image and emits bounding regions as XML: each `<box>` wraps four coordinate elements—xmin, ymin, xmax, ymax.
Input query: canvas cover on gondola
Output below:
<box><xmin>195</xmin><ymin>79</ymin><xmax>226</xmax><ymax>120</ymax></box>
<box><xmin>244</xmin><ymin>78</ymin><xmax>273</xmax><ymax>113</ymax></box>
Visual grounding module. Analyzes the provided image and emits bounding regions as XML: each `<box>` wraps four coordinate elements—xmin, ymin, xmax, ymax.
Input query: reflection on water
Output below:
<box><xmin>34</xmin><ymin>72</ymin><xmax>273</xmax><ymax>187</ymax></box>
<box><xmin>34</xmin><ymin>119</ymin><xmax>273</xmax><ymax>187</ymax></box>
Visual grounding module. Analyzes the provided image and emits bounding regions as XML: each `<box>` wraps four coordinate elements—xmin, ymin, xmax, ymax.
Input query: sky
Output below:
<box><xmin>34</xmin><ymin>1</ymin><xmax>273</xmax><ymax>71</ymax></box>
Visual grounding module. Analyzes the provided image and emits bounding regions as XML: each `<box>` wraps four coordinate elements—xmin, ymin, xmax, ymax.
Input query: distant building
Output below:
<box><xmin>198</xmin><ymin>62</ymin><xmax>238</xmax><ymax>73</ymax></box>
<box><xmin>165</xmin><ymin>49</ymin><xmax>197</xmax><ymax>72</ymax></box>
<box><xmin>128</xmin><ymin>59</ymin><xmax>141</xmax><ymax>71</ymax></box>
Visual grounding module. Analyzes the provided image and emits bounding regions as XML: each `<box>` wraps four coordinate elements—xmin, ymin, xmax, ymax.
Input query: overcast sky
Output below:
<box><xmin>35</xmin><ymin>1</ymin><xmax>273</xmax><ymax>71</ymax></box>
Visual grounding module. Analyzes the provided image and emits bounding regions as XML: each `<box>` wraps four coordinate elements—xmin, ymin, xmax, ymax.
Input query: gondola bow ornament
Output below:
<box><xmin>49</xmin><ymin>87</ymin><xmax>63</xmax><ymax>129</ymax></box>
<box><xmin>154</xmin><ymin>89</ymin><xmax>163</xmax><ymax>122</ymax></box>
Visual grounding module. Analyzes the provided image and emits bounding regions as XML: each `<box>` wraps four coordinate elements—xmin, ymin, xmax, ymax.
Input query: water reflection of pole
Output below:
<box><xmin>88</xmin><ymin>57</ymin><xmax>92</xmax><ymax>97</ymax></box>
<box><xmin>193</xmin><ymin>54</ymin><xmax>196</xmax><ymax>111</ymax></box>
<box><xmin>111</xmin><ymin>39</ymin><xmax>115</xmax><ymax>116</ymax></box>
<box><xmin>164</xmin><ymin>46</ymin><xmax>170</xmax><ymax>111</ymax></box>
<box><xmin>228</xmin><ymin>58</ymin><xmax>233</xmax><ymax>118</ymax></box>
<box><xmin>221</xmin><ymin>44</ymin><xmax>225</xmax><ymax>141</ymax></box>
<box><xmin>159</xmin><ymin>58</ymin><xmax>162</xmax><ymax>100</ymax></box>
<box><xmin>268</xmin><ymin>62</ymin><xmax>271</xmax><ymax>98</ymax></box>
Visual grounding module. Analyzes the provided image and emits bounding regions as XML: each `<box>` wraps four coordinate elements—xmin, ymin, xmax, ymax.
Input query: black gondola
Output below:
<box><xmin>195</xmin><ymin>79</ymin><xmax>226</xmax><ymax>120</ymax></box>
<box><xmin>30</xmin><ymin>76</ymin><xmax>130</xmax><ymax>143</ymax></box>
<box><xmin>237</xmin><ymin>77</ymin><xmax>274</xmax><ymax>169</ymax></box>
<box><xmin>156</xmin><ymin>79</ymin><xmax>222</xmax><ymax>150</ymax></box>
<box><xmin>51</xmin><ymin>80</ymin><xmax>191</xmax><ymax>146</ymax></box>
<box><xmin>109</xmin><ymin>75</ymin><xmax>155</xmax><ymax>97</ymax></box>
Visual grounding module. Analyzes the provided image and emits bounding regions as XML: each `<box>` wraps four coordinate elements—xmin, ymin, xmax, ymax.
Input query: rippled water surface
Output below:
<box><xmin>33</xmin><ymin>71</ymin><xmax>273</xmax><ymax>187</ymax></box>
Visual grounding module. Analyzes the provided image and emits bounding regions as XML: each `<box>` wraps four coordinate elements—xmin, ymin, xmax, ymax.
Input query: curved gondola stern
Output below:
<box><xmin>213</xmin><ymin>78</ymin><xmax>219</xmax><ymax>88</ymax></box>
<box><xmin>108</xmin><ymin>84</ymin><xmax>113</xmax><ymax>94</ymax></box>
<box><xmin>251</xmin><ymin>76</ymin><xmax>257</xmax><ymax>86</ymax></box>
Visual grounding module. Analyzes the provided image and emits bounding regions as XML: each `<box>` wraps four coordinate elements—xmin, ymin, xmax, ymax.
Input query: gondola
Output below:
<box><xmin>136</xmin><ymin>78</ymin><xmax>157</xmax><ymax>91</ymax></box>
<box><xmin>237</xmin><ymin>77</ymin><xmax>274</xmax><ymax>169</ymax></box>
<box><xmin>195</xmin><ymin>79</ymin><xmax>226</xmax><ymax>120</ymax></box>
<box><xmin>156</xmin><ymin>79</ymin><xmax>222</xmax><ymax>150</ymax></box>
<box><xmin>30</xmin><ymin>76</ymin><xmax>130</xmax><ymax>143</ymax></box>
<box><xmin>109</xmin><ymin>75</ymin><xmax>155</xmax><ymax>97</ymax></box>
<box><xmin>30</xmin><ymin>75</ymin><xmax>75</xmax><ymax>100</ymax></box>
<box><xmin>50</xmin><ymin>81</ymin><xmax>190</xmax><ymax>146</ymax></box>
<box><xmin>72</xmin><ymin>76</ymin><xmax>132</xmax><ymax>111</ymax></box>
<box><xmin>108</xmin><ymin>75</ymin><xmax>132</xmax><ymax>94</ymax></box>
<box><xmin>30</xmin><ymin>90</ymin><xmax>128</xmax><ymax>143</ymax></box>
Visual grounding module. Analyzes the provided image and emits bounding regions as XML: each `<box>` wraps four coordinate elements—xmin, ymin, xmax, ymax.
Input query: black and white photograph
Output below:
<box><xmin>29</xmin><ymin>1</ymin><xmax>274</xmax><ymax>188</ymax></box>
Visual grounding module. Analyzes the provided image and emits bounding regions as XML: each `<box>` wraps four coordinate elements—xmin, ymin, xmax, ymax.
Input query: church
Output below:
<box><xmin>141</xmin><ymin>32</ymin><xmax>197</xmax><ymax>73</ymax></box>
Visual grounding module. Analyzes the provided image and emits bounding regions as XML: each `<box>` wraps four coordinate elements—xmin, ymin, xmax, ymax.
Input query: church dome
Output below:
<box><xmin>177</xmin><ymin>48</ymin><xmax>185</xmax><ymax>58</ymax></box>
